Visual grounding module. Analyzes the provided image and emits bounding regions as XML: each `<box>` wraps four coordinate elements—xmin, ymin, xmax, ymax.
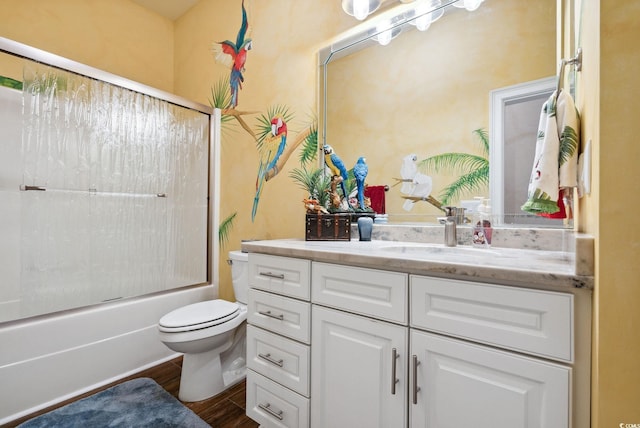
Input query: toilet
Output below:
<box><xmin>158</xmin><ymin>250</ymin><xmax>249</xmax><ymax>402</ymax></box>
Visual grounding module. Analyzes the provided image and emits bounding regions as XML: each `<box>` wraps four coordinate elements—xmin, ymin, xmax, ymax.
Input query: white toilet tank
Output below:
<box><xmin>228</xmin><ymin>250</ymin><xmax>248</xmax><ymax>304</ymax></box>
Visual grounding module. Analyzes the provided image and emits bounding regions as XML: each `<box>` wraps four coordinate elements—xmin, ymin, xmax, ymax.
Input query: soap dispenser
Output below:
<box><xmin>472</xmin><ymin>198</ymin><xmax>492</xmax><ymax>247</ymax></box>
<box><xmin>443</xmin><ymin>206</ymin><xmax>457</xmax><ymax>247</ymax></box>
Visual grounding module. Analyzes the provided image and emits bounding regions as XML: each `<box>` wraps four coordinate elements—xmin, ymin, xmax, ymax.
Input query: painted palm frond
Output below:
<box><xmin>209</xmin><ymin>77</ymin><xmax>235</xmax><ymax>127</ymax></box>
<box><xmin>418</xmin><ymin>128</ymin><xmax>490</xmax><ymax>205</ymax></box>
<box><xmin>298</xmin><ymin>121</ymin><xmax>318</xmax><ymax>166</ymax></box>
<box><xmin>559</xmin><ymin>126</ymin><xmax>579</xmax><ymax>166</ymax></box>
<box><xmin>218</xmin><ymin>212</ymin><xmax>237</xmax><ymax>248</ymax></box>
<box><xmin>439</xmin><ymin>164</ymin><xmax>489</xmax><ymax>205</ymax></box>
<box><xmin>474</xmin><ymin>128</ymin><xmax>489</xmax><ymax>157</ymax></box>
<box><xmin>419</xmin><ymin>152</ymin><xmax>488</xmax><ymax>176</ymax></box>
<box><xmin>255</xmin><ymin>105</ymin><xmax>294</xmax><ymax>150</ymax></box>
<box><xmin>0</xmin><ymin>76</ymin><xmax>22</xmax><ymax>90</ymax></box>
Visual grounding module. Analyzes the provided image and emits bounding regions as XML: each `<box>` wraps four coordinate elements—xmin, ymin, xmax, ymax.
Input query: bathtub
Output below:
<box><xmin>0</xmin><ymin>284</ymin><xmax>215</xmax><ymax>424</ymax></box>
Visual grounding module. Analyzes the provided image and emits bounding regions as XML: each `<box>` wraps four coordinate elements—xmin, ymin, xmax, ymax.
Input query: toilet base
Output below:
<box><xmin>179</xmin><ymin>348</ymin><xmax>226</xmax><ymax>402</ymax></box>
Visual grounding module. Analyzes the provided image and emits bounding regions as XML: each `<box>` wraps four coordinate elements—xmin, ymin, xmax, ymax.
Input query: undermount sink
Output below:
<box><xmin>380</xmin><ymin>243</ymin><xmax>500</xmax><ymax>257</ymax></box>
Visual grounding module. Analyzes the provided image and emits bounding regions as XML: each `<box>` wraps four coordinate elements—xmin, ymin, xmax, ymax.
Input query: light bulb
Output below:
<box><xmin>353</xmin><ymin>0</ymin><xmax>370</xmax><ymax>20</ymax></box>
<box><xmin>463</xmin><ymin>0</ymin><xmax>482</xmax><ymax>11</ymax></box>
<box><xmin>415</xmin><ymin>14</ymin><xmax>432</xmax><ymax>31</ymax></box>
<box><xmin>376</xmin><ymin>21</ymin><xmax>393</xmax><ymax>45</ymax></box>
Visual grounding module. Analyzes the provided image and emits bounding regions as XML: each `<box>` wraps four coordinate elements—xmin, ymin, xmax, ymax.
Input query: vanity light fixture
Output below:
<box><xmin>452</xmin><ymin>0</ymin><xmax>484</xmax><ymax>12</ymax></box>
<box><xmin>408</xmin><ymin>0</ymin><xmax>444</xmax><ymax>31</ymax></box>
<box><xmin>342</xmin><ymin>0</ymin><xmax>382</xmax><ymax>20</ymax></box>
<box><xmin>374</xmin><ymin>18</ymin><xmax>403</xmax><ymax>45</ymax></box>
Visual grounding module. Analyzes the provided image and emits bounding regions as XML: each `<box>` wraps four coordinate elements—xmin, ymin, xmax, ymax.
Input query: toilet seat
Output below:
<box><xmin>158</xmin><ymin>300</ymin><xmax>240</xmax><ymax>333</ymax></box>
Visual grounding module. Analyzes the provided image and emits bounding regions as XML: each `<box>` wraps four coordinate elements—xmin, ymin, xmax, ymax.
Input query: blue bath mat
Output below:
<box><xmin>18</xmin><ymin>377</ymin><xmax>210</xmax><ymax>427</ymax></box>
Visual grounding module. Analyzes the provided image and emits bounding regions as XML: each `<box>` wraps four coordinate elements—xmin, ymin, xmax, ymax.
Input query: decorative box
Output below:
<box><xmin>305</xmin><ymin>213</ymin><xmax>351</xmax><ymax>241</ymax></box>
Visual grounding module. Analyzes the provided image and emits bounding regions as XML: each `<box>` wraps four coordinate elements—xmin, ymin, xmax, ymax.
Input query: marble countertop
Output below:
<box><xmin>241</xmin><ymin>238</ymin><xmax>594</xmax><ymax>290</ymax></box>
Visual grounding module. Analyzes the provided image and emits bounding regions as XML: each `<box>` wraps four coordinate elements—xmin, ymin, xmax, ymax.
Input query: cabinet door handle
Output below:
<box><xmin>391</xmin><ymin>347</ymin><xmax>400</xmax><ymax>395</ymax></box>
<box><xmin>258</xmin><ymin>352</ymin><xmax>284</xmax><ymax>367</ymax></box>
<box><xmin>258</xmin><ymin>402</ymin><xmax>284</xmax><ymax>420</ymax></box>
<box><xmin>258</xmin><ymin>310</ymin><xmax>284</xmax><ymax>320</ymax></box>
<box><xmin>259</xmin><ymin>271</ymin><xmax>285</xmax><ymax>279</ymax></box>
<box><xmin>412</xmin><ymin>354</ymin><xmax>421</xmax><ymax>405</ymax></box>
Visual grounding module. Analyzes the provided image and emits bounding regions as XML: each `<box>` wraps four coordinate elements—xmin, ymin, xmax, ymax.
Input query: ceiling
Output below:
<box><xmin>131</xmin><ymin>0</ymin><xmax>199</xmax><ymax>21</ymax></box>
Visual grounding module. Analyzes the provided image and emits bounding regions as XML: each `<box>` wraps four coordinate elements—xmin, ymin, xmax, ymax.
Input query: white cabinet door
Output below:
<box><xmin>410</xmin><ymin>330</ymin><xmax>570</xmax><ymax>428</ymax></box>
<box><xmin>311</xmin><ymin>305</ymin><xmax>408</xmax><ymax>428</ymax></box>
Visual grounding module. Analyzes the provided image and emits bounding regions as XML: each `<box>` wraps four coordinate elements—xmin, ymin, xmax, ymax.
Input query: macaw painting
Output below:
<box><xmin>214</xmin><ymin>0</ymin><xmax>252</xmax><ymax>109</ymax></box>
<box><xmin>211</xmin><ymin>1</ymin><xmax>318</xmax><ymax>224</ymax></box>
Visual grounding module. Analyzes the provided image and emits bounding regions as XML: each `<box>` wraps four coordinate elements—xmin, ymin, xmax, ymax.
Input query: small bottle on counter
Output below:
<box><xmin>472</xmin><ymin>198</ymin><xmax>492</xmax><ymax>247</ymax></box>
<box><xmin>443</xmin><ymin>206</ymin><xmax>457</xmax><ymax>247</ymax></box>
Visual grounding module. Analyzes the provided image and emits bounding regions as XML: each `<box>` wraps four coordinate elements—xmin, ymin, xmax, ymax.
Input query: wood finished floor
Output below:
<box><xmin>5</xmin><ymin>356</ymin><xmax>259</xmax><ymax>428</ymax></box>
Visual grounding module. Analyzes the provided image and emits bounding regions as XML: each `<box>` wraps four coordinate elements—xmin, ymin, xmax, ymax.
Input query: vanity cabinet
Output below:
<box><xmin>245</xmin><ymin>252</ymin><xmax>585</xmax><ymax>428</ymax></box>
<box><xmin>310</xmin><ymin>262</ymin><xmax>409</xmax><ymax>428</ymax></box>
<box><xmin>245</xmin><ymin>254</ymin><xmax>311</xmax><ymax>428</ymax></box>
<box><xmin>410</xmin><ymin>330</ymin><xmax>570</xmax><ymax>427</ymax></box>
<box><xmin>409</xmin><ymin>275</ymin><xmax>573</xmax><ymax>428</ymax></box>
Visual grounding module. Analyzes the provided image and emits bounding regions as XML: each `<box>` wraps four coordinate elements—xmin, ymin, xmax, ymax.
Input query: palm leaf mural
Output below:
<box><xmin>209</xmin><ymin>76</ymin><xmax>234</xmax><ymax>125</ymax></box>
<box><xmin>298</xmin><ymin>120</ymin><xmax>318</xmax><ymax>166</ymax></box>
<box><xmin>218</xmin><ymin>212</ymin><xmax>237</xmax><ymax>248</ymax></box>
<box><xmin>418</xmin><ymin>128</ymin><xmax>489</xmax><ymax>205</ymax></box>
<box><xmin>0</xmin><ymin>76</ymin><xmax>22</xmax><ymax>90</ymax></box>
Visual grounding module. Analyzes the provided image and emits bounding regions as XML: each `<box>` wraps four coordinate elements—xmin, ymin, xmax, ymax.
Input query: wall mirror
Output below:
<box><xmin>320</xmin><ymin>0</ymin><xmax>567</xmax><ymax>227</ymax></box>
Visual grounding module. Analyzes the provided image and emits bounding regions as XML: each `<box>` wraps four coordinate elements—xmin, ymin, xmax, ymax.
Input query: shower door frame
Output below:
<box><xmin>0</xmin><ymin>36</ymin><xmax>221</xmax><ymax>301</ymax></box>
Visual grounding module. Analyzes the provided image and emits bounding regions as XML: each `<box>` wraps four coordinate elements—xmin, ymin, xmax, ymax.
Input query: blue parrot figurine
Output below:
<box><xmin>323</xmin><ymin>144</ymin><xmax>348</xmax><ymax>199</ymax></box>
<box><xmin>353</xmin><ymin>156</ymin><xmax>368</xmax><ymax>210</ymax></box>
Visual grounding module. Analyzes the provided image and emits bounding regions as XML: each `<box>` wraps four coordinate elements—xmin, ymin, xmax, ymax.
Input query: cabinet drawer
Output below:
<box><xmin>247</xmin><ymin>325</ymin><xmax>310</xmax><ymax>397</ymax></box>
<box><xmin>410</xmin><ymin>275</ymin><xmax>573</xmax><ymax>362</ymax></box>
<box><xmin>312</xmin><ymin>262</ymin><xmax>408</xmax><ymax>324</ymax></box>
<box><xmin>249</xmin><ymin>254</ymin><xmax>311</xmax><ymax>300</ymax></box>
<box><xmin>246</xmin><ymin>369</ymin><xmax>309</xmax><ymax>428</ymax></box>
<box><xmin>248</xmin><ymin>289</ymin><xmax>311</xmax><ymax>344</ymax></box>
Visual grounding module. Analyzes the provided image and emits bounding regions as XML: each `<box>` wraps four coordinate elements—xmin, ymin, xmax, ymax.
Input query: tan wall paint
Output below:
<box><xmin>0</xmin><ymin>0</ymin><xmax>175</xmax><ymax>92</ymax></box>
<box><xmin>584</xmin><ymin>0</ymin><xmax>640</xmax><ymax>425</ymax></box>
<box><xmin>3</xmin><ymin>0</ymin><xmax>640</xmax><ymax>422</ymax></box>
<box><xmin>174</xmin><ymin>0</ymin><xmax>355</xmax><ymax>300</ymax></box>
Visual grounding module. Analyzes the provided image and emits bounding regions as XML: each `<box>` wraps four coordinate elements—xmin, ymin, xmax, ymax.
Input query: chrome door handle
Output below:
<box><xmin>258</xmin><ymin>310</ymin><xmax>284</xmax><ymax>320</ymax></box>
<box><xmin>412</xmin><ymin>354</ymin><xmax>421</xmax><ymax>405</ymax></box>
<box><xmin>258</xmin><ymin>402</ymin><xmax>284</xmax><ymax>420</ymax></box>
<box><xmin>391</xmin><ymin>347</ymin><xmax>399</xmax><ymax>395</ymax></box>
<box><xmin>258</xmin><ymin>352</ymin><xmax>284</xmax><ymax>367</ymax></box>
<box><xmin>259</xmin><ymin>271</ymin><xmax>285</xmax><ymax>279</ymax></box>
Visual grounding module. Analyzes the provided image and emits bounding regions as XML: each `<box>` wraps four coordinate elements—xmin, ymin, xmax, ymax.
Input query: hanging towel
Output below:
<box><xmin>365</xmin><ymin>185</ymin><xmax>386</xmax><ymax>214</ymax></box>
<box><xmin>521</xmin><ymin>90</ymin><xmax>580</xmax><ymax>217</ymax></box>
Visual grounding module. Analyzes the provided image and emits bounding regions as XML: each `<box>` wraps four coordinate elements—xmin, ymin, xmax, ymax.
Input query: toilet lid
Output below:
<box><xmin>159</xmin><ymin>300</ymin><xmax>240</xmax><ymax>332</ymax></box>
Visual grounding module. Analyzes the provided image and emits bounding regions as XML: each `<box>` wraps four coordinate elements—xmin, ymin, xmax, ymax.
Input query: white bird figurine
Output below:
<box><xmin>403</xmin><ymin>173</ymin><xmax>433</xmax><ymax>211</ymax></box>
<box><xmin>399</xmin><ymin>154</ymin><xmax>418</xmax><ymax>194</ymax></box>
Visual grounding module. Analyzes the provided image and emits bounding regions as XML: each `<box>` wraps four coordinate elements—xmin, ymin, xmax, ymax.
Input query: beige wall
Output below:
<box><xmin>0</xmin><ymin>0</ymin><xmax>174</xmax><ymax>92</ymax></box>
<box><xmin>2</xmin><ymin>0</ymin><xmax>640</xmax><ymax>424</ymax></box>
<box><xmin>580</xmin><ymin>0</ymin><xmax>640</xmax><ymax>425</ymax></box>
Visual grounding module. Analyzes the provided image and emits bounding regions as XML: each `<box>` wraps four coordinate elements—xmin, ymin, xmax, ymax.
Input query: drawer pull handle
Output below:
<box><xmin>412</xmin><ymin>354</ymin><xmax>421</xmax><ymax>405</ymax></box>
<box><xmin>258</xmin><ymin>310</ymin><xmax>284</xmax><ymax>320</ymax></box>
<box><xmin>391</xmin><ymin>347</ymin><xmax>399</xmax><ymax>395</ymax></box>
<box><xmin>258</xmin><ymin>402</ymin><xmax>284</xmax><ymax>420</ymax></box>
<box><xmin>258</xmin><ymin>352</ymin><xmax>284</xmax><ymax>367</ymax></box>
<box><xmin>259</xmin><ymin>271</ymin><xmax>285</xmax><ymax>279</ymax></box>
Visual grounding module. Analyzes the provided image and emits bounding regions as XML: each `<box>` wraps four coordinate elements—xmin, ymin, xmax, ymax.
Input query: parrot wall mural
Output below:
<box><xmin>214</xmin><ymin>0</ymin><xmax>252</xmax><ymax>109</ymax></box>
